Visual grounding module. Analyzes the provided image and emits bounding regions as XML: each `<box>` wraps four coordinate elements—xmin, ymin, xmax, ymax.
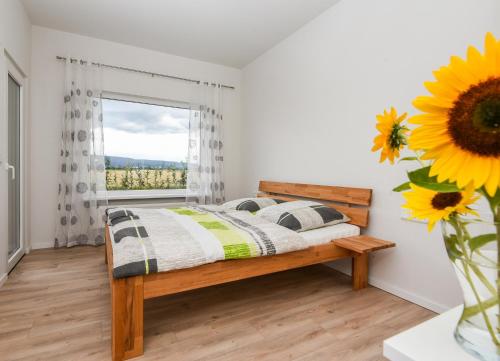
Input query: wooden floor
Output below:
<box><xmin>0</xmin><ymin>247</ymin><xmax>434</xmax><ymax>361</ymax></box>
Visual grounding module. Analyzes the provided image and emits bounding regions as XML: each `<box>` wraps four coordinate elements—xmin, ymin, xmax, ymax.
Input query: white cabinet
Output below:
<box><xmin>384</xmin><ymin>306</ymin><xmax>477</xmax><ymax>361</ymax></box>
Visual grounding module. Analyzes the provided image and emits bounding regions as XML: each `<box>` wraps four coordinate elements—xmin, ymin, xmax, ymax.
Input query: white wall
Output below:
<box><xmin>0</xmin><ymin>0</ymin><xmax>31</xmax><ymax>284</ymax></box>
<box><xmin>30</xmin><ymin>25</ymin><xmax>242</xmax><ymax>249</ymax></box>
<box><xmin>0</xmin><ymin>0</ymin><xmax>31</xmax><ymax>73</ymax></box>
<box><xmin>241</xmin><ymin>0</ymin><xmax>500</xmax><ymax>312</ymax></box>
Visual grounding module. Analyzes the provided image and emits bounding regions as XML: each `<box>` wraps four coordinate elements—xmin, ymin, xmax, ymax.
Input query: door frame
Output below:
<box><xmin>5</xmin><ymin>56</ymin><xmax>26</xmax><ymax>272</ymax></box>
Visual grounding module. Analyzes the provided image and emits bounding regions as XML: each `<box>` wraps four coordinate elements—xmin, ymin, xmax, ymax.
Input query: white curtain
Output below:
<box><xmin>54</xmin><ymin>59</ymin><xmax>107</xmax><ymax>247</ymax></box>
<box><xmin>186</xmin><ymin>84</ymin><xmax>225</xmax><ymax>205</ymax></box>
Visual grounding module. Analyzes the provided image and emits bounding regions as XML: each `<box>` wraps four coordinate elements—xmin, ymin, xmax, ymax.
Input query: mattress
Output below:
<box><xmin>107</xmin><ymin>206</ymin><xmax>360</xmax><ymax>279</ymax></box>
<box><xmin>107</xmin><ymin>206</ymin><xmax>307</xmax><ymax>278</ymax></box>
<box><xmin>300</xmin><ymin>223</ymin><xmax>360</xmax><ymax>247</ymax></box>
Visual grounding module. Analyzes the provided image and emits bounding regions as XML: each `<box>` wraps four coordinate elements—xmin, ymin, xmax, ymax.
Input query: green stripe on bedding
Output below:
<box><xmin>170</xmin><ymin>208</ymin><xmax>258</xmax><ymax>259</ymax></box>
<box><xmin>171</xmin><ymin>209</ymin><xmax>201</xmax><ymax>216</ymax></box>
<box><xmin>223</xmin><ymin>244</ymin><xmax>251</xmax><ymax>258</ymax></box>
<box><xmin>198</xmin><ymin>221</ymin><xmax>229</xmax><ymax>230</ymax></box>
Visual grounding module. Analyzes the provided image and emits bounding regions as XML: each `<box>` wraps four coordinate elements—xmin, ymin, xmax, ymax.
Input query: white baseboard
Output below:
<box><xmin>31</xmin><ymin>239</ymin><xmax>55</xmax><ymax>250</ymax></box>
<box><xmin>325</xmin><ymin>264</ymin><xmax>450</xmax><ymax>314</ymax></box>
<box><xmin>0</xmin><ymin>273</ymin><xmax>7</xmax><ymax>288</ymax></box>
<box><xmin>366</xmin><ymin>275</ymin><xmax>450</xmax><ymax>314</ymax></box>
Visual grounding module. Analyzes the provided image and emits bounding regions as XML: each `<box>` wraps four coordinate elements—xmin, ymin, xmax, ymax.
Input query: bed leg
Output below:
<box><xmin>105</xmin><ymin>245</ymin><xmax>108</xmax><ymax>265</ymax></box>
<box><xmin>112</xmin><ymin>275</ymin><xmax>144</xmax><ymax>361</ymax></box>
<box><xmin>352</xmin><ymin>253</ymin><xmax>368</xmax><ymax>290</ymax></box>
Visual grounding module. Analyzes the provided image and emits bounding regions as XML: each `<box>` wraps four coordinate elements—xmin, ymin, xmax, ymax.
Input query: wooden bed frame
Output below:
<box><xmin>105</xmin><ymin>181</ymin><xmax>395</xmax><ymax>361</ymax></box>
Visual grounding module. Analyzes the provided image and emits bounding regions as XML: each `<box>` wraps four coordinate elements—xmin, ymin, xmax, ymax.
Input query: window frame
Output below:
<box><xmin>101</xmin><ymin>92</ymin><xmax>190</xmax><ymax>201</ymax></box>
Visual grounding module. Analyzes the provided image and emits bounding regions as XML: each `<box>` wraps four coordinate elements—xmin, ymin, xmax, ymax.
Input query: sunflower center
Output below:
<box><xmin>448</xmin><ymin>77</ymin><xmax>500</xmax><ymax>156</ymax></box>
<box><xmin>431</xmin><ymin>192</ymin><xmax>462</xmax><ymax>210</ymax></box>
<box><xmin>473</xmin><ymin>97</ymin><xmax>500</xmax><ymax>131</ymax></box>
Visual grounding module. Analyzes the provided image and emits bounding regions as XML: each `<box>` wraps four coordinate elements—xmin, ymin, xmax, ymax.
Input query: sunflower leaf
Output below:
<box><xmin>393</xmin><ymin>182</ymin><xmax>411</xmax><ymax>192</ymax></box>
<box><xmin>398</xmin><ymin>157</ymin><xmax>418</xmax><ymax>163</ymax></box>
<box><xmin>407</xmin><ymin>166</ymin><xmax>461</xmax><ymax>193</ymax></box>
<box><xmin>469</xmin><ymin>234</ymin><xmax>497</xmax><ymax>252</ymax></box>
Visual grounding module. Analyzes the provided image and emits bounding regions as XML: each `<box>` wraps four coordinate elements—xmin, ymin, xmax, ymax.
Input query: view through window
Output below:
<box><xmin>102</xmin><ymin>98</ymin><xmax>189</xmax><ymax>192</ymax></box>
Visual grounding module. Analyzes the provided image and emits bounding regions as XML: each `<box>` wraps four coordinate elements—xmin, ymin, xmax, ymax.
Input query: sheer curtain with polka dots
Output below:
<box><xmin>54</xmin><ymin>59</ymin><xmax>107</xmax><ymax>247</ymax></box>
<box><xmin>186</xmin><ymin>83</ymin><xmax>225</xmax><ymax>205</ymax></box>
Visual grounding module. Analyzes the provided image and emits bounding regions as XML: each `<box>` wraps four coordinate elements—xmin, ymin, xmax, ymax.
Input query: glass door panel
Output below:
<box><xmin>7</xmin><ymin>74</ymin><xmax>22</xmax><ymax>268</ymax></box>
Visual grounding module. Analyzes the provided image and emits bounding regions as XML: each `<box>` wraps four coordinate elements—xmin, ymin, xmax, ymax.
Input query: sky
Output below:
<box><xmin>102</xmin><ymin>98</ymin><xmax>189</xmax><ymax>162</ymax></box>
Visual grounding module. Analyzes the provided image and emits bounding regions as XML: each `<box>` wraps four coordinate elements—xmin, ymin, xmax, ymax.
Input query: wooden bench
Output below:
<box><xmin>106</xmin><ymin>181</ymin><xmax>395</xmax><ymax>361</ymax></box>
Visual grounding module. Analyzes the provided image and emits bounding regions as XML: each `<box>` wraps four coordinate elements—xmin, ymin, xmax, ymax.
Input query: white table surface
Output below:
<box><xmin>383</xmin><ymin>306</ymin><xmax>477</xmax><ymax>361</ymax></box>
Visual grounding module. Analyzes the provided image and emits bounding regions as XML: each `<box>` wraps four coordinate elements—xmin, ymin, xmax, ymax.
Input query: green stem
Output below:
<box><xmin>470</xmin><ymin>263</ymin><xmax>498</xmax><ymax>296</ymax></box>
<box><xmin>475</xmin><ymin>249</ymin><xmax>497</xmax><ymax>268</ymax></box>
<box><xmin>482</xmin><ymin>190</ymin><xmax>500</xmax><ymax>332</ymax></box>
<box><xmin>457</xmin><ymin>256</ymin><xmax>497</xmax><ymax>299</ymax></box>
<box><xmin>461</xmin><ymin>225</ymin><xmax>498</xmax><ymax>296</ymax></box>
<box><xmin>414</xmin><ymin>151</ymin><xmax>426</xmax><ymax>167</ymax></box>
<box><xmin>450</xmin><ymin>217</ymin><xmax>500</xmax><ymax>345</ymax></box>
<box><xmin>455</xmin><ymin>265</ymin><xmax>499</xmax><ymax>319</ymax></box>
<box><xmin>494</xmin><ymin>205</ymin><xmax>500</xmax><ymax>331</ymax></box>
<box><xmin>463</xmin><ymin>295</ymin><xmax>499</xmax><ymax>319</ymax></box>
<box><xmin>460</xmin><ymin>258</ymin><xmax>499</xmax><ymax>345</ymax></box>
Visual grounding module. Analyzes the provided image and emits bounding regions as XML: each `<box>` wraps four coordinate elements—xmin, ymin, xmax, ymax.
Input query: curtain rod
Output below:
<box><xmin>55</xmin><ymin>56</ymin><xmax>235</xmax><ymax>90</ymax></box>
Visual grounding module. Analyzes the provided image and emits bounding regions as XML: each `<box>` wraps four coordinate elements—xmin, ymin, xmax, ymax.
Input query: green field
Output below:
<box><xmin>106</xmin><ymin>168</ymin><xmax>187</xmax><ymax>190</ymax></box>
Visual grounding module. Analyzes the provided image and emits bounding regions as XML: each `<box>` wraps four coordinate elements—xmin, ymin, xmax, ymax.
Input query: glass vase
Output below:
<box><xmin>442</xmin><ymin>217</ymin><xmax>500</xmax><ymax>360</ymax></box>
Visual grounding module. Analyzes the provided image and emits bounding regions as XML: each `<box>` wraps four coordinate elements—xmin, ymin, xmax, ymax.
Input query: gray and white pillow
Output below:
<box><xmin>256</xmin><ymin>200</ymin><xmax>349</xmax><ymax>232</ymax></box>
<box><xmin>223</xmin><ymin>197</ymin><xmax>285</xmax><ymax>212</ymax></box>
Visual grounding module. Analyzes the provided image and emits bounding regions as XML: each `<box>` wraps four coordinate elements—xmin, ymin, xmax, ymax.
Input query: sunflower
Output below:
<box><xmin>409</xmin><ymin>32</ymin><xmax>500</xmax><ymax>196</ymax></box>
<box><xmin>403</xmin><ymin>184</ymin><xmax>479</xmax><ymax>231</ymax></box>
<box><xmin>372</xmin><ymin>107</ymin><xmax>409</xmax><ymax>164</ymax></box>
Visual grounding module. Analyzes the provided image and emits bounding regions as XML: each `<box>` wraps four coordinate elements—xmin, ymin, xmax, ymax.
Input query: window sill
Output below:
<box><xmin>105</xmin><ymin>189</ymin><xmax>186</xmax><ymax>201</ymax></box>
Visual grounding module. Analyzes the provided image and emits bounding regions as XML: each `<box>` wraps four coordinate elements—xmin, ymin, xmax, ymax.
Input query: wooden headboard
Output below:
<box><xmin>257</xmin><ymin>181</ymin><xmax>372</xmax><ymax>228</ymax></box>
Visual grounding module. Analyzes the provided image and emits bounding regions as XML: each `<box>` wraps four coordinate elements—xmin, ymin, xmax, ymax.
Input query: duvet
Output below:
<box><xmin>106</xmin><ymin>206</ymin><xmax>307</xmax><ymax>278</ymax></box>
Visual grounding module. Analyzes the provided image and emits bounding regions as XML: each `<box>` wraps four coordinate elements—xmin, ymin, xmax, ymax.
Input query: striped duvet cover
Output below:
<box><xmin>107</xmin><ymin>206</ymin><xmax>307</xmax><ymax>278</ymax></box>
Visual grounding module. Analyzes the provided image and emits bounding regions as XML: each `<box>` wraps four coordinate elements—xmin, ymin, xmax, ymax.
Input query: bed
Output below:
<box><xmin>105</xmin><ymin>181</ymin><xmax>395</xmax><ymax>361</ymax></box>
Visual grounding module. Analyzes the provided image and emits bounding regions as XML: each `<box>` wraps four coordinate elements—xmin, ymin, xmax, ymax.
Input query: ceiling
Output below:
<box><xmin>21</xmin><ymin>0</ymin><xmax>340</xmax><ymax>68</ymax></box>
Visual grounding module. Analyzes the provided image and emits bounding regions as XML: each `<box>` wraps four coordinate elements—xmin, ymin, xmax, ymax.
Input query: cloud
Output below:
<box><xmin>102</xmin><ymin>98</ymin><xmax>189</xmax><ymax>134</ymax></box>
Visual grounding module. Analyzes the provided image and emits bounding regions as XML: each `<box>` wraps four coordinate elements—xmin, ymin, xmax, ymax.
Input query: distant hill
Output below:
<box><xmin>105</xmin><ymin>155</ymin><xmax>186</xmax><ymax>169</ymax></box>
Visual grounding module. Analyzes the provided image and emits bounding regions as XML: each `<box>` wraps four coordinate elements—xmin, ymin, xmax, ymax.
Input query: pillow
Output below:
<box><xmin>222</xmin><ymin>197</ymin><xmax>285</xmax><ymax>212</ymax></box>
<box><xmin>256</xmin><ymin>200</ymin><xmax>349</xmax><ymax>232</ymax></box>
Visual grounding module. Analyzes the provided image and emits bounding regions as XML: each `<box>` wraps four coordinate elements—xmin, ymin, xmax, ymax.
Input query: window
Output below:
<box><xmin>102</xmin><ymin>97</ymin><xmax>189</xmax><ymax>199</ymax></box>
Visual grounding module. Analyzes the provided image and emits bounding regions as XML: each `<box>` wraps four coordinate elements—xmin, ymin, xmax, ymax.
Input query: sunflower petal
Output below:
<box><xmin>466</xmin><ymin>46</ymin><xmax>488</xmax><ymax>81</ymax></box>
<box><xmin>484</xmin><ymin>159</ymin><xmax>500</xmax><ymax>196</ymax></box>
<box><xmin>408</xmin><ymin>113</ymin><xmax>448</xmax><ymax>126</ymax></box>
<box><xmin>435</xmin><ymin>151</ymin><xmax>465</xmax><ymax>182</ymax></box>
<box><xmin>456</xmin><ymin>153</ymin><xmax>475</xmax><ymax>188</ymax></box>
<box><xmin>424</xmin><ymin>81</ymin><xmax>459</xmax><ymax>101</ymax></box>
<box><xmin>433</xmin><ymin>66</ymin><xmax>469</xmax><ymax>93</ymax></box>
<box><xmin>471</xmin><ymin>157</ymin><xmax>491</xmax><ymax>189</ymax></box>
<box><xmin>449</xmin><ymin>56</ymin><xmax>479</xmax><ymax>88</ymax></box>
<box><xmin>484</xmin><ymin>32</ymin><xmax>499</xmax><ymax>76</ymax></box>
<box><xmin>413</xmin><ymin>96</ymin><xmax>451</xmax><ymax>114</ymax></box>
